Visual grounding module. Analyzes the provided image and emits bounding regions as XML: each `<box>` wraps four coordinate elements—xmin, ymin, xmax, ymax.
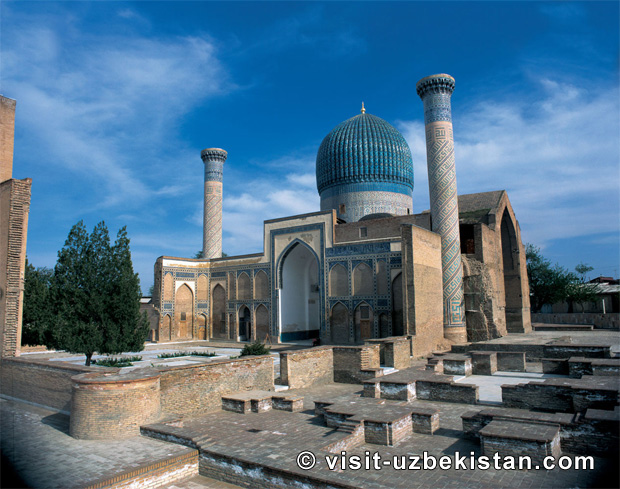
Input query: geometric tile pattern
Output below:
<box><xmin>316</xmin><ymin>110</ymin><xmax>414</xmax><ymax>222</ymax></box>
<box><xmin>417</xmin><ymin>74</ymin><xmax>464</xmax><ymax>329</ymax></box>
<box><xmin>201</xmin><ymin>148</ymin><xmax>227</xmax><ymax>259</ymax></box>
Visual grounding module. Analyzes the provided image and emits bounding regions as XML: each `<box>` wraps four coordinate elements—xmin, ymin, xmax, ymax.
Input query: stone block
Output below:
<box><xmin>542</xmin><ymin>358</ymin><xmax>569</xmax><ymax>375</ymax></box>
<box><xmin>471</xmin><ymin>351</ymin><xmax>497</xmax><ymax>375</ymax></box>
<box><xmin>496</xmin><ymin>351</ymin><xmax>526</xmax><ymax>372</ymax></box>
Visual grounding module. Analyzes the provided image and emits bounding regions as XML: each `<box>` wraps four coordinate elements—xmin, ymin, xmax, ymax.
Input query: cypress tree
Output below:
<box><xmin>51</xmin><ymin>220</ymin><xmax>148</xmax><ymax>365</ymax></box>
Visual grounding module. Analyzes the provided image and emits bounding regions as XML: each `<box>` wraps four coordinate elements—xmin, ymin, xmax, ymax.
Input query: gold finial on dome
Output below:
<box><xmin>361</xmin><ymin>102</ymin><xmax>366</xmax><ymax>114</ymax></box>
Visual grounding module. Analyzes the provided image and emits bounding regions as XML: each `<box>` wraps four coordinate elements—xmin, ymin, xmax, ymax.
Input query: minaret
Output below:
<box><xmin>200</xmin><ymin>148</ymin><xmax>227</xmax><ymax>259</ymax></box>
<box><xmin>416</xmin><ymin>74</ymin><xmax>466</xmax><ymax>344</ymax></box>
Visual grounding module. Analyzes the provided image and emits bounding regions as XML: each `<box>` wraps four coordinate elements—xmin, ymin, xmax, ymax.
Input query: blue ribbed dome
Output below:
<box><xmin>316</xmin><ymin>112</ymin><xmax>414</xmax><ymax>195</ymax></box>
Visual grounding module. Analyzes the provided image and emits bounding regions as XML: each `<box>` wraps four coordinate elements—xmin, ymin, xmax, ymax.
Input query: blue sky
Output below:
<box><xmin>2</xmin><ymin>1</ymin><xmax>618</xmax><ymax>293</ymax></box>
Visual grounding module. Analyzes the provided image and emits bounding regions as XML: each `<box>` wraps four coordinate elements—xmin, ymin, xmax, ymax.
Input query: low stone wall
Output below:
<box><xmin>83</xmin><ymin>450</ymin><xmax>199</xmax><ymax>489</ymax></box>
<box><xmin>532</xmin><ymin>313</ymin><xmax>620</xmax><ymax>329</ymax></box>
<box><xmin>0</xmin><ymin>357</ymin><xmax>103</xmax><ymax>413</ymax></box>
<box><xmin>280</xmin><ymin>347</ymin><xmax>333</xmax><ymax>389</ymax></box>
<box><xmin>333</xmin><ymin>345</ymin><xmax>381</xmax><ymax>384</ymax></box>
<box><xmin>543</xmin><ymin>343</ymin><xmax>611</xmax><ymax>359</ymax></box>
<box><xmin>70</xmin><ymin>369</ymin><xmax>161</xmax><ymax>440</ymax></box>
<box><xmin>496</xmin><ymin>352</ymin><xmax>526</xmax><ymax>372</ymax></box>
<box><xmin>158</xmin><ymin>355</ymin><xmax>274</xmax><ymax>418</ymax></box>
<box><xmin>365</xmin><ymin>337</ymin><xmax>410</xmax><ymax>369</ymax></box>
<box><xmin>416</xmin><ymin>379</ymin><xmax>479</xmax><ymax>404</ymax></box>
<box><xmin>471</xmin><ymin>352</ymin><xmax>497</xmax><ymax>375</ymax></box>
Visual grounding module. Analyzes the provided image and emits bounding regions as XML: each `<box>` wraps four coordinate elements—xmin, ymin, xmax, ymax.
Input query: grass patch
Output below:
<box><xmin>93</xmin><ymin>355</ymin><xmax>142</xmax><ymax>367</ymax></box>
<box><xmin>157</xmin><ymin>351</ymin><xmax>218</xmax><ymax>359</ymax></box>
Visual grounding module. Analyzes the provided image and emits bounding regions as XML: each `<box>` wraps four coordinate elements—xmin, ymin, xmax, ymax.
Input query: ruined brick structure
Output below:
<box><xmin>152</xmin><ymin>75</ymin><xmax>531</xmax><ymax>353</ymax></box>
<box><xmin>0</xmin><ymin>95</ymin><xmax>32</xmax><ymax>358</ymax></box>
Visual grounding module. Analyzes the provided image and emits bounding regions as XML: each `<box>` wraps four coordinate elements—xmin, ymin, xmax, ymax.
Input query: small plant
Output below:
<box><xmin>93</xmin><ymin>355</ymin><xmax>142</xmax><ymax>368</ymax></box>
<box><xmin>239</xmin><ymin>340</ymin><xmax>270</xmax><ymax>357</ymax></box>
<box><xmin>157</xmin><ymin>351</ymin><xmax>218</xmax><ymax>359</ymax></box>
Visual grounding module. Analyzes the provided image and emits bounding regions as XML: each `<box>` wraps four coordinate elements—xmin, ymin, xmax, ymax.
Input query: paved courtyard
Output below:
<box><xmin>2</xmin><ymin>329</ymin><xmax>619</xmax><ymax>488</ymax></box>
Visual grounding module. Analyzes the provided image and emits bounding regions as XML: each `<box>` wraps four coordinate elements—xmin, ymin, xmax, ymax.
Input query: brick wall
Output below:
<box><xmin>532</xmin><ymin>312</ymin><xmax>620</xmax><ymax>329</ymax></box>
<box><xmin>280</xmin><ymin>347</ymin><xmax>333</xmax><ymax>389</ymax></box>
<box><xmin>0</xmin><ymin>177</ymin><xmax>32</xmax><ymax>358</ymax></box>
<box><xmin>416</xmin><ymin>379</ymin><xmax>479</xmax><ymax>404</ymax></box>
<box><xmin>333</xmin><ymin>345</ymin><xmax>380</xmax><ymax>383</ymax></box>
<box><xmin>70</xmin><ymin>369</ymin><xmax>161</xmax><ymax>439</ymax></box>
<box><xmin>158</xmin><ymin>355</ymin><xmax>273</xmax><ymax>417</ymax></box>
<box><xmin>0</xmin><ymin>357</ymin><xmax>101</xmax><ymax>412</ymax></box>
<box><xmin>84</xmin><ymin>450</ymin><xmax>198</xmax><ymax>489</ymax></box>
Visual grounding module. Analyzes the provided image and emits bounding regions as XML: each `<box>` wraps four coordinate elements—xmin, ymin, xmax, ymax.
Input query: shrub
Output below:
<box><xmin>157</xmin><ymin>351</ymin><xmax>218</xmax><ymax>359</ymax></box>
<box><xmin>240</xmin><ymin>340</ymin><xmax>270</xmax><ymax>357</ymax></box>
<box><xmin>93</xmin><ymin>355</ymin><xmax>141</xmax><ymax>367</ymax></box>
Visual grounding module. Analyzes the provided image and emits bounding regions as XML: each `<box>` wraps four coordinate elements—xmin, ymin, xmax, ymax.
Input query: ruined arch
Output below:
<box><xmin>238</xmin><ymin>272</ymin><xmax>251</xmax><ymax>300</ymax></box>
<box><xmin>353</xmin><ymin>262</ymin><xmax>373</xmax><ymax>296</ymax></box>
<box><xmin>174</xmin><ymin>284</ymin><xmax>193</xmax><ymax>338</ymax></box>
<box><xmin>211</xmin><ymin>284</ymin><xmax>227</xmax><ymax>339</ymax></box>
<box><xmin>329</xmin><ymin>264</ymin><xmax>348</xmax><ymax>297</ymax></box>
<box><xmin>501</xmin><ymin>208</ymin><xmax>525</xmax><ymax>332</ymax></box>
<box><xmin>254</xmin><ymin>270</ymin><xmax>269</xmax><ymax>300</ymax></box>
<box><xmin>330</xmin><ymin>302</ymin><xmax>350</xmax><ymax>344</ymax></box>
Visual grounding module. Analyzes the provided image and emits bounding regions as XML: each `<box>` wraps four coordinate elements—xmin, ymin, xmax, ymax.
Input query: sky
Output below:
<box><xmin>2</xmin><ymin>1</ymin><xmax>619</xmax><ymax>293</ymax></box>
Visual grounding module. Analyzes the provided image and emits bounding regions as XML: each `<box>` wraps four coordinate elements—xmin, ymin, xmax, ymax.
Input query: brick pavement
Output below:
<box><xmin>142</xmin><ymin>382</ymin><xmax>617</xmax><ymax>489</ymax></box>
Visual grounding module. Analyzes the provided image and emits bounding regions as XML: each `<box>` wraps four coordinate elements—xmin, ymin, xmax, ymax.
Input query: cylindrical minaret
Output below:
<box><xmin>416</xmin><ymin>74</ymin><xmax>466</xmax><ymax>344</ymax></box>
<box><xmin>200</xmin><ymin>148</ymin><xmax>227</xmax><ymax>259</ymax></box>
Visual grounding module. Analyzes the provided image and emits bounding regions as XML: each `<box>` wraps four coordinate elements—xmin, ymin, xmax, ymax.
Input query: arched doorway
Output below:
<box><xmin>501</xmin><ymin>209</ymin><xmax>524</xmax><ymax>332</ymax></box>
<box><xmin>330</xmin><ymin>302</ymin><xmax>350</xmax><ymax>344</ymax></box>
<box><xmin>175</xmin><ymin>284</ymin><xmax>193</xmax><ymax>339</ymax></box>
<box><xmin>354</xmin><ymin>302</ymin><xmax>374</xmax><ymax>342</ymax></box>
<box><xmin>391</xmin><ymin>273</ymin><xmax>403</xmax><ymax>336</ymax></box>
<box><xmin>279</xmin><ymin>242</ymin><xmax>320</xmax><ymax>341</ymax></box>
<box><xmin>162</xmin><ymin>314</ymin><xmax>172</xmax><ymax>341</ymax></box>
<box><xmin>239</xmin><ymin>306</ymin><xmax>251</xmax><ymax>341</ymax></box>
<box><xmin>197</xmin><ymin>314</ymin><xmax>207</xmax><ymax>340</ymax></box>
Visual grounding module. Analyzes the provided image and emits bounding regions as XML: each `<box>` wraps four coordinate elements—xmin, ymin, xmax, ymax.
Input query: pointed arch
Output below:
<box><xmin>330</xmin><ymin>302</ymin><xmax>350</xmax><ymax>344</ymax></box>
<box><xmin>254</xmin><ymin>270</ymin><xmax>269</xmax><ymax>300</ymax></box>
<box><xmin>211</xmin><ymin>284</ymin><xmax>227</xmax><ymax>338</ymax></box>
<box><xmin>278</xmin><ymin>240</ymin><xmax>320</xmax><ymax>341</ymax></box>
<box><xmin>354</xmin><ymin>302</ymin><xmax>374</xmax><ymax>342</ymax></box>
<box><xmin>163</xmin><ymin>273</ymin><xmax>173</xmax><ymax>301</ymax></box>
<box><xmin>329</xmin><ymin>263</ymin><xmax>348</xmax><ymax>297</ymax></box>
<box><xmin>353</xmin><ymin>262</ymin><xmax>373</xmax><ymax>296</ymax></box>
<box><xmin>174</xmin><ymin>284</ymin><xmax>193</xmax><ymax>338</ymax></box>
<box><xmin>238</xmin><ymin>305</ymin><xmax>251</xmax><ymax>341</ymax></box>
<box><xmin>197</xmin><ymin>274</ymin><xmax>208</xmax><ymax>302</ymax></box>
<box><xmin>255</xmin><ymin>304</ymin><xmax>269</xmax><ymax>342</ymax></box>
<box><xmin>501</xmin><ymin>208</ymin><xmax>525</xmax><ymax>332</ymax></box>
<box><xmin>162</xmin><ymin>314</ymin><xmax>172</xmax><ymax>341</ymax></box>
<box><xmin>376</xmin><ymin>260</ymin><xmax>388</xmax><ymax>296</ymax></box>
<box><xmin>238</xmin><ymin>272</ymin><xmax>251</xmax><ymax>300</ymax></box>
<box><xmin>391</xmin><ymin>272</ymin><xmax>403</xmax><ymax>336</ymax></box>
<box><xmin>197</xmin><ymin>313</ymin><xmax>207</xmax><ymax>340</ymax></box>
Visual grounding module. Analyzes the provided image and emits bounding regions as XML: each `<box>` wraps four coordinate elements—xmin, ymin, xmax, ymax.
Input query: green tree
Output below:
<box><xmin>52</xmin><ymin>221</ymin><xmax>149</xmax><ymax>365</ymax></box>
<box><xmin>526</xmin><ymin>244</ymin><xmax>575</xmax><ymax>313</ymax></box>
<box><xmin>566</xmin><ymin>263</ymin><xmax>598</xmax><ymax>313</ymax></box>
<box><xmin>21</xmin><ymin>259</ymin><xmax>54</xmax><ymax>346</ymax></box>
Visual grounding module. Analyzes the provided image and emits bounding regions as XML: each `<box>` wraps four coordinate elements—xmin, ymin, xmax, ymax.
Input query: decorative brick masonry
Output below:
<box><xmin>70</xmin><ymin>368</ymin><xmax>161</xmax><ymax>440</ymax></box>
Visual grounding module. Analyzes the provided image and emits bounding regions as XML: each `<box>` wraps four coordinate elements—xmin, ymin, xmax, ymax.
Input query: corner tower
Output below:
<box><xmin>316</xmin><ymin>105</ymin><xmax>414</xmax><ymax>222</ymax></box>
<box><xmin>200</xmin><ymin>148</ymin><xmax>227</xmax><ymax>259</ymax></box>
<box><xmin>416</xmin><ymin>74</ymin><xmax>466</xmax><ymax>344</ymax></box>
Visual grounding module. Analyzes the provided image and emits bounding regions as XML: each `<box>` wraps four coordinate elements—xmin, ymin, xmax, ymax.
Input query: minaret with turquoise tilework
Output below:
<box><xmin>200</xmin><ymin>148</ymin><xmax>227</xmax><ymax>259</ymax></box>
<box><xmin>416</xmin><ymin>74</ymin><xmax>466</xmax><ymax>344</ymax></box>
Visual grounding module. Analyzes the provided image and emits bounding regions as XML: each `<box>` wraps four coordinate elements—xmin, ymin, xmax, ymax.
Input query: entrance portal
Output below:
<box><xmin>279</xmin><ymin>242</ymin><xmax>320</xmax><ymax>341</ymax></box>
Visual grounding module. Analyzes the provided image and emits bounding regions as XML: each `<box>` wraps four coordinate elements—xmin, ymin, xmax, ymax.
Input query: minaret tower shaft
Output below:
<box><xmin>200</xmin><ymin>148</ymin><xmax>227</xmax><ymax>259</ymax></box>
<box><xmin>416</xmin><ymin>74</ymin><xmax>466</xmax><ymax>344</ymax></box>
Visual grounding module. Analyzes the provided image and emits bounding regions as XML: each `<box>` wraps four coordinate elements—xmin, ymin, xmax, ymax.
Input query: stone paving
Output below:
<box><xmin>142</xmin><ymin>381</ymin><xmax>617</xmax><ymax>489</ymax></box>
<box><xmin>0</xmin><ymin>398</ymin><xmax>196</xmax><ymax>489</ymax></box>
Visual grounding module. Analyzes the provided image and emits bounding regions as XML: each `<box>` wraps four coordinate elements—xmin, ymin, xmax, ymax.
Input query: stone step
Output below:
<box><xmin>274</xmin><ymin>384</ymin><xmax>289</xmax><ymax>392</ymax></box>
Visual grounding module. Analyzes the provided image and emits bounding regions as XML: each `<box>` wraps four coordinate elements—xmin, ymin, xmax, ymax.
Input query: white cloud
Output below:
<box><xmin>4</xmin><ymin>16</ymin><xmax>232</xmax><ymax>211</ymax></box>
<box><xmin>399</xmin><ymin>78</ymin><xmax>620</xmax><ymax>249</ymax></box>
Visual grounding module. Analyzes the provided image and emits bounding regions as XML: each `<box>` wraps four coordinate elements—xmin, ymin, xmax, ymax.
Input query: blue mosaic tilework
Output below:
<box><xmin>200</xmin><ymin>148</ymin><xmax>227</xmax><ymax>183</ymax></box>
<box><xmin>197</xmin><ymin>303</ymin><xmax>209</xmax><ymax>309</ymax></box>
<box><xmin>316</xmin><ymin>112</ymin><xmax>414</xmax><ymax>194</ymax></box>
<box><xmin>326</xmin><ymin>242</ymin><xmax>390</xmax><ymax>257</ymax></box>
<box><xmin>211</xmin><ymin>272</ymin><xmax>227</xmax><ymax>278</ymax></box>
<box><xmin>417</xmin><ymin>74</ymin><xmax>464</xmax><ymax>328</ymax></box>
<box><xmin>320</xmin><ymin>182</ymin><xmax>412</xmax><ymax>198</ymax></box>
<box><xmin>176</xmin><ymin>272</ymin><xmax>195</xmax><ymax>279</ymax></box>
<box><xmin>163</xmin><ymin>303</ymin><xmax>172</xmax><ymax>310</ymax></box>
